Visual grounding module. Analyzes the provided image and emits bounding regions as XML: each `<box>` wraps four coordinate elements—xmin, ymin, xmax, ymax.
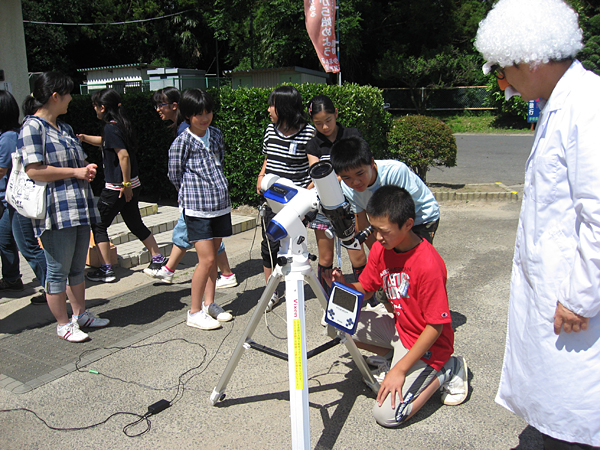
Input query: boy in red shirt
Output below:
<box><xmin>331</xmin><ymin>185</ymin><xmax>468</xmax><ymax>427</ymax></box>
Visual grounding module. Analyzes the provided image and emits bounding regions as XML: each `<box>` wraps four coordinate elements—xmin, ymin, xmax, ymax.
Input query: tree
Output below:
<box><xmin>22</xmin><ymin>0</ymin><xmax>215</xmax><ymax>77</ymax></box>
<box><xmin>371</xmin><ymin>0</ymin><xmax>491</xmax><ymax>98</ymax></box>
<box><xmin>563</xmin><ymin>1</ymin><xmax>600</xmax><ymax>74</ymax></box>
<box><xmin>375</xmin><ymin>48</ymin><xmax>485</xmax><ymax>113</ymax></box>
<box><xmin>580</xmin><ymin>13</ymin><xmax>600</xmax><ymax>75</ymax></box>
<box><xmin>21</xmin><ymin>0</ymin><xmax>596</xmax><ymax>89</ymax></box>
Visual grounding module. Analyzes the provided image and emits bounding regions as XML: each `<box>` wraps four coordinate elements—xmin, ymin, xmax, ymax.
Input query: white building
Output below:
<box><xmin>77</xmin><ymin>63</ymin><xmax>155</xmax><ymax>94</ymax></box>
<box><xmin>147</xmin><ymin>67</ymin><xmax>208</xmax><ymax>91</ymax></box>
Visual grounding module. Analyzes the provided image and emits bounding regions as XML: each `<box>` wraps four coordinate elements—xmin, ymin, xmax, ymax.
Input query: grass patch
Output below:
<box><xmin>397</xmin><ymin>111</ymin><xmax>534</xmax><ymax>134</ymax></box>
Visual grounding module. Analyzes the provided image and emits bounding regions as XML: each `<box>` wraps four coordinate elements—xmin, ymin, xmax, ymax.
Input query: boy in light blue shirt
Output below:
<box><xmin>330</xmin><ymin>136</ymin><xmax>439</xmax><ymax>277</ymax></box>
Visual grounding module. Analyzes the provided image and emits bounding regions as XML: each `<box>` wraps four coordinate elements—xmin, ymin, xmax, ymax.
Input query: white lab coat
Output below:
<box><xmin>496</xmin><ymin>60</ymin><xmax>600</xmax><ymax>446</ymax></box>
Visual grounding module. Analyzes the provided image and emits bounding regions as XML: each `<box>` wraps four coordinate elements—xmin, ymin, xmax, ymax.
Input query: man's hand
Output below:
<box><xmin>553</xmin><ymin>301</ymin><xmax>589</xmax><ymax>335</ymax></box>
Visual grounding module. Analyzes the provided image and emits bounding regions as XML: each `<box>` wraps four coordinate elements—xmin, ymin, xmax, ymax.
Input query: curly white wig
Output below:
<box><xmin>475</xmin><ymin>0</ymin><xmax>583</xmax><ymax>68</ymax></box>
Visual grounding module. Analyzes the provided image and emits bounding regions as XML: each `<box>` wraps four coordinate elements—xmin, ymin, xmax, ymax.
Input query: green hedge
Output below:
<box><xmin>388</xmin><ymin>115</ymin><xmax>456</xmax><ymax>183</ymax></box>
<box><xmin>64</xmin><ymin>84</ymin><xmax>391</xmax><ymax>207</ymax></box>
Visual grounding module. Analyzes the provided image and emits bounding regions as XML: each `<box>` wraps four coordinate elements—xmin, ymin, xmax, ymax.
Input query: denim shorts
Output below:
<box><xmin>172</xmin><ymin>213</ymin><xmax>194</xmax><ymax>250</ymax></box>
<box><xmin>39</xmin><ymin>225</ymin><xmax>90</xmax><ymax>294</ymax></box>
<box><xmin>174</xmin><ymin>213</ymin><xmax>226</xmax><ymax>253</ymax></box>
<box><xmin>184</xmin><ymin>212</ymin><xmax>232</xmax><ymax>242</ymax></box>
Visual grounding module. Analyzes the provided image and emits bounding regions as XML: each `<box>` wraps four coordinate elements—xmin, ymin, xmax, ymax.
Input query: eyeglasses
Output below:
<box><xmin>490</xmin><ymin>64</ymin><xmax>506</xmax><ymax>80</ymax></box>
<box><xmin>155</xmin><ymin>102</ymin><xmax>173</xmax><ymax>110</ymax></box>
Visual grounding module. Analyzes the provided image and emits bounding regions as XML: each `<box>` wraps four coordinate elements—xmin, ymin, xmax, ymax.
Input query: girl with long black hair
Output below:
<box><xmin>255</xmin><ymin>86</ymin><xmax>315</xmax><ymax>311</ymax></box>
<box><xmin>78</xmin><ymin>88</ymin><xmax>165</xmax><ymax>282</ymax></box>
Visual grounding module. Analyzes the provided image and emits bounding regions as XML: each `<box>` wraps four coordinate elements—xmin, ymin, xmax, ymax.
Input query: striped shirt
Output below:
<box><xmin>262</xmin><ymin>122</ymin><xmax>315</xmax><ymax>188</ymax></box>
<box><xmin>18</xmin><ymin>116</ymin><xmax>100</xmax><ymax>237</ymax></box>
<box><xmin>168</xmin><ymin>126</ymin><xmax>230</xmax><ymax>217</ymax></box>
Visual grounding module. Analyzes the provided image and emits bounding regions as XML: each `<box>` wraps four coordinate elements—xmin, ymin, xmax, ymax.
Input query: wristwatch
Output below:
<box><xmin>122</xmin><ymin>181</ymin><xmax>132</xmax><ymax>188</ymax></box>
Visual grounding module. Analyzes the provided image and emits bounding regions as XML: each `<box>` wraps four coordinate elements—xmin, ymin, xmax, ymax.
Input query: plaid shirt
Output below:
<box><xmin>168</xmin><ymin>126</ymin><xmax>230</xmax><ymax>216</ymax></box>
<box><xmin>18</xmin><ymin>116</ymin><xmax>100</xmax><ymax>237</ymax></box>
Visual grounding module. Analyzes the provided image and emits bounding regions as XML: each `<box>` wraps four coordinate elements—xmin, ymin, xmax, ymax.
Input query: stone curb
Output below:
<box><xmin>432</xmin><ymin>183</ymin><xmax>520</xmax><ymax>202</ymax></box>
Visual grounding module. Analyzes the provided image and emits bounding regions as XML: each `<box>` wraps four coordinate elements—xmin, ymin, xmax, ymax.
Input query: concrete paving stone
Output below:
<box><xmin>139</xmin><ymin>252</ymin><xmax>150</xmax><ymax>265</ymax></box>
<box><xmin>59</xmin><ymin>363</ymin><xmax>78</xmax><ymax>374</ymax></box>
<box><xmin>31</xmin><ymin>373</ymin><xmax>57</xmax><ymax>386</ymax></box>
<box><xmin>10</xmin><ymin>383</ymin><xmax>33</xmax><ymax>394</ymax></box>
<box><xmin>48</xmin><ymin>367</ymin><xmax>69</xmax><ymax>378</ymax></box>
<box><xmin>3</xmin><ymin>379</ymin><xmax>22</xmax><ymax>392</ymax></box>
<box><xmin>0</xmin><ymin>374</ymin><xmax>16</xmax><ymax>389</ymax></box>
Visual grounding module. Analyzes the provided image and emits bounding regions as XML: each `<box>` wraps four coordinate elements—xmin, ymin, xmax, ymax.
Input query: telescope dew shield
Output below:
<box><xmin>309</xmin><ymin>161</ymin><xmax>345</xmax><ymax>209</ymax></box>
<box><xmin>310</xmin><ymin>161</ymin><xmax>355</xmax><ymax>243</ymax></box>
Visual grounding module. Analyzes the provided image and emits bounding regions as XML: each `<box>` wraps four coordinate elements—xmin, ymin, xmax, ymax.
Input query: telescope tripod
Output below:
<box><xmin>210</xmin><ymin>232</ymin><xmax>379</xmax><ymax>450</ymax></box>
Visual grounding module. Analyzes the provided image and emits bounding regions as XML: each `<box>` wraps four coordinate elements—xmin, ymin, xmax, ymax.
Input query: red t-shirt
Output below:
<box><xmin>359</xmin><ymin>239</ymin><xmax>454</xmax><ymax>371</ymax></box>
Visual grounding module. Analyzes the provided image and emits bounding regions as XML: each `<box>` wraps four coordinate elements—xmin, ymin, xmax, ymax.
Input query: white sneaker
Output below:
<box><xmin>321</xmin><ymin>309</ymin><xmax>327</xmax><ymax>327</ymax></box>
<box><xmin>371</xmin><ymin>360</ymin><xmax>391</xmax><ymax>383</ymax></box>
<box><xmin>366</xmin><ymin>302</ymin><xmax>391</xmax><ymax>316</ymax></box>
<box><xmin>144</xmin><ymin>266</ymin><xmax>174</xmax><ymax>284</ymax></box>
<box><xmin>216</xmin><ymin>273</ymin><xmax>238</xmax><ymax>289</ymax></box>
<box><xmin>186</xmin><ymin>310</ymin><xmax>221</xmax><ymax>330</ymax></box>
<box><xmin>366</xmin><ymin>354</ymin><xmax>392</xmax><ymax>368</ymax></box>
<box><xmin>57</xmin><ymin>321</ymin><xmax>89</xmax><ymax>342</ymax></box>
<box><xmin>205</xmin><ymin>302</ymin><xmax>233</xmax><ymax>322</ymax></box>
<box><xmin>441</xmin><ymin>355</ymin><xmax>469</xmax><ymax>406</ymax></box>
<box><xmin>76</xmin><ymin>311</ymin><xmax>110</xmax><ymax>328</ymax></box>
<box><xmin>265</xmin><ymin>293</ymin><xmax>281</xmax><ymax>312</ymax></box>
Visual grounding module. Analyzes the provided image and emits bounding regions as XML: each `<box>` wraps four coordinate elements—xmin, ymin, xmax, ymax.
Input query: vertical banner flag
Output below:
<box><xmin>304</xmin><ymin>0</ymin><xmax>340</xmax><ymax>73</ymax></box>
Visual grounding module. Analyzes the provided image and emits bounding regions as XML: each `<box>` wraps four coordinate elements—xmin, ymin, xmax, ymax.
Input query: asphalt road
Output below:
<box><xmin>427</xmin><ymin>134</ymin><xmax>534</xmax><ymax>186</ymax></box>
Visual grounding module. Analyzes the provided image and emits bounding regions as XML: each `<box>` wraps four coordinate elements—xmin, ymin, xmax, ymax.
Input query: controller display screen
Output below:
<box><xmin>332</xmin><ymin>287</ymin><xmax>356</xmax><ymax>312</ymax></box>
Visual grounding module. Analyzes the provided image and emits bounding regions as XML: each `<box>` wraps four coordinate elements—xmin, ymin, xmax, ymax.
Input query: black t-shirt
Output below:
<box><xmin>102</xmin><ymin>122</ymin><xmax>139</xmax><ymax>183</ymax></box>
<box><xmin>305</xmin><ymin>123</ymin><xmax>363</xmax><ymax>161</ymax></box>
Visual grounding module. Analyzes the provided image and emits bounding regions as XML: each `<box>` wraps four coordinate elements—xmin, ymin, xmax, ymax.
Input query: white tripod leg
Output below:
<box><xmin>284</xmin><ymin>268</ymin><xmax>311</xmax><ymax>450</ymax></box>
<box><xmin>210</xmin><ymin>269</ymin><xmax>283</xmax><ymax>405</ymax></box>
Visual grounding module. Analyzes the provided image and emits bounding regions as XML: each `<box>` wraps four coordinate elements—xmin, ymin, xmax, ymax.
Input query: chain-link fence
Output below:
<box><xmin>382</xmin><ymin>86</ymin><xmax>493</xmax><ymax>112</ymax></box>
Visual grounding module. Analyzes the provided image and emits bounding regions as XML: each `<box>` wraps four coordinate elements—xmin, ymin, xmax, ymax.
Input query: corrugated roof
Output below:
<box><xmin>77</xmin><ymin>63</ymin><xmax>155</xmax><ymax>72</ymax></box>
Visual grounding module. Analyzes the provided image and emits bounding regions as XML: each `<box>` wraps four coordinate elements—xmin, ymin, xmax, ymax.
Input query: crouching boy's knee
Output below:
<box><xmin>372</xmin><ymin>392</ymin><xmax>414</xmax><ymax>428</ymax></box>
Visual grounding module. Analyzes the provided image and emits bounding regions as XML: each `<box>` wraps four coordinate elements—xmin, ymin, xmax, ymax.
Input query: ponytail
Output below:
<box><xmin>22</xmin><ymin>72</ymin><xmax>74</xmax><ymax>116</ymax></box>
<box><xmin>91</xmin><ymin>88</ymin><xmax>138</xmax><ymax>154</ymax></box>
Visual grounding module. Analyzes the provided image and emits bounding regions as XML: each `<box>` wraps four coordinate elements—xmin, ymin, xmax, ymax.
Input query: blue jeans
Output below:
<box><xmin>0</xmin><ymin>203</ymin><xmax>20</xmax><ymax>282</ymax></box>
<box><xmin>40</xmin><ymin>225</ymin><xmax>90</xmax><ymax>294</ymax></box>
<box><xmin>172</xmin><ymin>213</ymin><xmax>225</xmax><ymax>254</ymax></box>
<box><xmin>11</xmin><ymin>208</ymin><xmax>47</xmax><ymax>287</ymax></box>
